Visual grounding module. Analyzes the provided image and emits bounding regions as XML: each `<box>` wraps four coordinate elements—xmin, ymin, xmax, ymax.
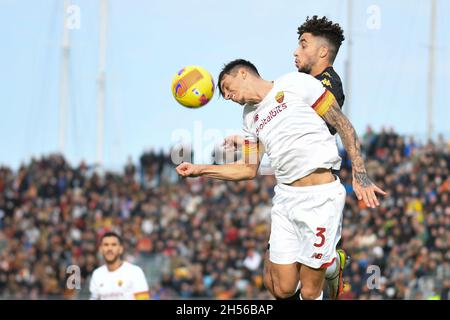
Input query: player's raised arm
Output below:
<box><xmin>176</xmin><ymin>139</ymin><xmax>263</xmax><ymax>181</ymax></box>
<box><xmin>314</xmin><ymin>92</ymin><xmax>387</xmax><ymax>207</ymax></box>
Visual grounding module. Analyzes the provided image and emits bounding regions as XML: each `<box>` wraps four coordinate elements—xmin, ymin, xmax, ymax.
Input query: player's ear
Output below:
<box><xmin>239</xmin><ymin>68</ymin><xmax>247</xmax><ymax>79</ymax></box>
<box><xmin>319</xmin><ymin>45</ymin><xmax>328</xmax><ymax>59</ymax></box>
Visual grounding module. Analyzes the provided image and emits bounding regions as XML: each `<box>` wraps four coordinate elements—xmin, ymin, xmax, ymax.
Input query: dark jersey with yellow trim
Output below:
<box><xmin>314</xmin><ymin>66</ymin><xmax>345</xmax><ymax>135</ymax></box>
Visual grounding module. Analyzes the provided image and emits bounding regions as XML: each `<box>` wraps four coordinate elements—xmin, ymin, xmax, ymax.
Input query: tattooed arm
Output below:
<box><xmin>319</xmin><ymin>97</ymin><xmax>387</xmax><ymax>207</ymax></box>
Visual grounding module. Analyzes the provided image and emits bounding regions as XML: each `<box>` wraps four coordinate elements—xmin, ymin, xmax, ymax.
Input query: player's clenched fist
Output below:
<box><xmin>176</xmin><ymin>162</ymin><xmax>201</xmax><ymax>177</ymax></box>
<box><xmin>223</xmin><ymin>134</ymin><xmax>244</xmax><ymax>150</ymax></box>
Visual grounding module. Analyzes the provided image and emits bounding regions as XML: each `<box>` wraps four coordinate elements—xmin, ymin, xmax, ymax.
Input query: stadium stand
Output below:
<box><xmin>0</xmin><ymin>128</ymin><xmax>449</xmax><ymax>300</ymax></box>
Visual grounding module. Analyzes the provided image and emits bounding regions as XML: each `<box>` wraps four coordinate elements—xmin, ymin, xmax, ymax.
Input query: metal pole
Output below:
<box><xmin>427</xmin><ymin>0</ymin><xmax>436</xmax><ymax>141</ymax></box>
<box><xmin>59</xmin><ymin>0</ymin><xmax>70</xmax><ymax>154</ymax></box>
<box><xmin>96</xmin><ymin>0</ymin><xmax>107</xmax><ymax>166</ymax></box>
<box><xmin>344</xmin><ymin>0</ymin><xmax>353</xmax><ymax>120</ymax></box>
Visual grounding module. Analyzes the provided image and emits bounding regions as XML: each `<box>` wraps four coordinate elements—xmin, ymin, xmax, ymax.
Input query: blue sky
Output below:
<box><xmin>0</xmin><ymin>0</ymin><xmax>449</xmax><ymax>169</ymax></box>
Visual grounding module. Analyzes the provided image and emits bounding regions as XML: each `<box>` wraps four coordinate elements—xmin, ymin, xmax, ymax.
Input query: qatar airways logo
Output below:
<box><xmin>255</xmin><ymin>103</ymin><xmax>288</xmax><ymax>136</ymax></box>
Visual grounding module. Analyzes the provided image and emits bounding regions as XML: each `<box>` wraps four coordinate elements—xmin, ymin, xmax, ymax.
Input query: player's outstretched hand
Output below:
<box><xmin>176</xmin><ymin>162</ymin><xmax>201</xmax><ymax>177</ymax></box>
<box><xmin>223</xmin><ymin>134</ymin><xmax>244</xmax><ymax>150</ymax></box>
<box><xmin>352</xmin><ymin>172</ymin><xmax>387</xmax><ymax>208</ymax></box>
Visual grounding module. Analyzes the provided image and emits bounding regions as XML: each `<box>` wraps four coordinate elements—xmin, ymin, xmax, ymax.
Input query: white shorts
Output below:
<box><xmin>269</xmin><ymin>175</ymin><xmax>346</xmax><ymax>269</ymax></box>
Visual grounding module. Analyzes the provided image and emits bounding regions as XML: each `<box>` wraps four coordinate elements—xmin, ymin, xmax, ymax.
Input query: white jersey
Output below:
<box><xmin>243</xmin><ymin>72</ymin><xmax>341</xmax><ymax>184</ymax></box>
<box><xmin>89</xmin><ymin>261</ymin><xmax>149</xmax><ymax>300</ymax></box>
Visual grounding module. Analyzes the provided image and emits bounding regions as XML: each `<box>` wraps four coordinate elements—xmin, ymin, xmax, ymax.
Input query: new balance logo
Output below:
<box><xmin>311</xmin><ymin>253</ymin><xmax>323</xmax><ymax>259</ymax></box>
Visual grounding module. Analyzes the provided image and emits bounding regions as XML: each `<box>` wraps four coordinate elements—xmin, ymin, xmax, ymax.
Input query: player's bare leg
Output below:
<box><xmin>268</xmin><ymin>262</ymin><xmax>301</xmax><ymax>299</ymax></box>
<box><xmin>299</xmin><ymin>264</ymin><xmax>326</xmax><ymax>300</ymax></box>
<box><xmin>263</xmin><ymin>250</ymin><xmax>276</xmax><ymax>296</ymax></box>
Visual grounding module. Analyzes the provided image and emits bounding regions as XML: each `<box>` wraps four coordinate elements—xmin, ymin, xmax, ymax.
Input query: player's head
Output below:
<box><xmin>218</xmin><ymin>59</ymin><xmax>260</xmax><ymax>105</ymax></box>
<box><xmin>99</xmin><ymin>232</ymin><xmax>124</xmax><ymax>264</ymax></box>
<box><xmin>294</xmin><ymin>16</ymin><xmax>345</xmax><ymax>73</ymax></box>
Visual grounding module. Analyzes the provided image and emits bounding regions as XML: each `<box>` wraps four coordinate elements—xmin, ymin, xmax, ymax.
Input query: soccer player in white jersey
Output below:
<box><xmin>89</xmin><ymin>232</ymin><xmax>150</xmax><ymax>300</ymax></box>
<box><xmin>224</xmin><ymin>17</ymin><xmax>349</xmax><ymax>300</ymax></box>
<box><xmin>176</xmin><ymin>59</ymin><xmax>386</xmax><ymax>300</ymax></box>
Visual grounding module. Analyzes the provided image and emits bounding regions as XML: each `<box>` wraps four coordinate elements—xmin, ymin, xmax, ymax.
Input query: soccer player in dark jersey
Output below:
<box><xmin>294</xmin><ymin>15</ymin><xmax>345</xmax><ymax>136</ymax></box>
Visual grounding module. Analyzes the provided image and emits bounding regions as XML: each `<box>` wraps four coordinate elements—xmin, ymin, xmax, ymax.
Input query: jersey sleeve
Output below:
<box><xmin>241</xmin><ymin>111</ymin><xmax>260</xmax><ymax>158</ymax></box>
<box><xmin>89</xmin><ymin>273</ymin><xmax>100</xmax><ymax>300</ymax></box>
<box><xmin>242</xmin><ymin>111</ymin><xmax>257</xmax><ymax>144</ymax></box>
<box><xmin>132</xmin><ymin>267</ymin><xmax>150</xmax><ymax>300</ymax></box>
<box><xmin>311</xmin><ymin>89</ymin><xmax>335</xmax><ymax>116</ymax></box>
<box><xmin>295</xmin><ymin>74</ymin><xmax>334</xmax><ymax>117</ymax></box>
<box><xmin>315</xmin><ymin>70</ymin><xmax>345</xmax><ymax>108</ymax></box>
<box><xmin>315</xmin><ymin>69</ymin><xmax>345</xmax><ymax>135</ymax></box>
<box><xmin>298</xmin><ymin>74</ymin><xmax>334</xmax><ymax>116</ymax></box>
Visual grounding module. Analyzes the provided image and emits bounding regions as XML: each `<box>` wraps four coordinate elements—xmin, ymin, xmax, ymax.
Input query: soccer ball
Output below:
<box><xmin>171</xmin><ymin>65</ymin><xmax>215</xmax><ymax>108</ymax></box>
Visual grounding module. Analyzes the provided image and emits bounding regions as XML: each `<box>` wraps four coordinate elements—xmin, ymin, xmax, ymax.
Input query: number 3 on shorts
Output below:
<box><xmin>314</xmin><ymin>227</ymin><xmax>326</xmax><ymax>247</ymax></box>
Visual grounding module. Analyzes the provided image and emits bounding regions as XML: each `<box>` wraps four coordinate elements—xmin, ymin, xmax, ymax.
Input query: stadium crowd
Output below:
<box><xmin>0</xmin><ymin>127</ymin><xmax>449</xmax><ymax>300</ymax></box>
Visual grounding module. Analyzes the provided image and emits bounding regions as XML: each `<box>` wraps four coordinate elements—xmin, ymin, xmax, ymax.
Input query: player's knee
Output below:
<box><xmin>273</xmin><ymin>287</ymin><xmax>296</xmax><ymax>299</ymax></box>
<box><xmin>272</xmin><ymin>282</ymin><xmax>297</xmax><ymax>299</ymax></box>
<box><xmin>300</xmin><ymin>286</ymin><xmax>322</xmax><ymax>300</ymax></box>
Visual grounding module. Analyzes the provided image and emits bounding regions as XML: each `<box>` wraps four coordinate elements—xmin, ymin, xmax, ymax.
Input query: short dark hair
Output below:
<box><xmin>218</xmin><ymin>59</ymin><xmax>260</xmax><ymax>97</ymax></box>
<box><xmin>100</xmin><ymin>232</ymin><xmax>122</xmax><ymax>245</ymax></box>
<box><xmin>297</xmin><ymin>16</ymin><xmax>345</xmax><ymax>63</ymax></box>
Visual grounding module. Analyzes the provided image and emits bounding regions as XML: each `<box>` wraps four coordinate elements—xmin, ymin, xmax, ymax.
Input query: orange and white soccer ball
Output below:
<box><xmin>171</xmin><ymin>65</ymin><xmax>215</xmax><ymax>108</ymax></box>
